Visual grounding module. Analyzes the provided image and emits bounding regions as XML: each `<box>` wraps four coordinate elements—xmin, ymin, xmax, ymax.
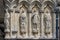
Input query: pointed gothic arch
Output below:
<box><xmin>43</xmin><ymin>0</ymin><xmax>55</xmax><ymax>9</ymax></box>
<box><xmin>42</xmin><ymin>1</ymin><xmax>56</xmax><ymax>38</ymax></box>
<box><xmin>29</xmin><ymin>1</ymin><xmax>41</xmax><ymax>38</ymax></box>
<box><xmin>18</xmin><ymin>1</ymin><xmax>29</xmax><ymax>8</ymax></box>
<box><xmin>43</xmin><ymin>5</ymin><xmax>53</xmax><ymax>38</ymax></box>
<box><xmin>19</xmin><ymin>2</ymin><xmax>29</xmax><ymax>38</ymax></box>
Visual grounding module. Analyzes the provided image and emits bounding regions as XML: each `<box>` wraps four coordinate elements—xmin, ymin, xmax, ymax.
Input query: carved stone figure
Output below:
<box><xmin>20</xmin><ymin>12</ymin><xmax>26</xmax><ymax>33</ymax></box>
<box><xmin>4</xmin><ymin>9</ymin><xmax>10</xmax><ymax>38</ymax></box>
<box><xmin>4</xmin><ymin>9</ymin><xmax>10</xmax><ymax>32</ymax></box>
<box><xmin>32</xmin><ymin>13</ymin><xmax>39</xmax><ymax>33</ymax></box>
<box><xmin>44</xmin><ymin>6</ymin><xmax>52</xmax><ymax>38</ymax></box>
<box><xmin>19</xmin><ymin>5</ymin><xmax>27</xmax><ymax>36</ymax></box>
<box><xmin>31</xmin><ymin>5</ymin><xmax>40</xmax><ymax>36</ymax></box>
<box><xmin>44</xmin><ymin>13</ymin><xmax>52</xmax><ymax>33</ymax></box>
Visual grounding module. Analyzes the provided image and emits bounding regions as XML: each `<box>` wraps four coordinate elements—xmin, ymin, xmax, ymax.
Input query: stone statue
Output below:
<box><xmin>20</xmin><ymin>14</ymin><xmax>26</xmax><ymax>33</ymax></box>
<box><xmin>4</xmin><ymin>9</ymin><xmax>10</xmax><ymax>38</ymax></box>
<box><xmin>32</xmin><ymin>7</ymin><xmax>40</xmax><ymax>34</ymax></box>
<box><xmin>4</xmin><ymin>9</ymin><xmax>10</xmax><ymax>32</ymax></box>
<box><xmin>44</xmin><ymin>12</ymin><xmax>52</xmax><ymax>35</ymax></box>
<box><xmin>20</xmin><ymin>7</ymin><xmax>27</xmax><ymax>34</ymax></box>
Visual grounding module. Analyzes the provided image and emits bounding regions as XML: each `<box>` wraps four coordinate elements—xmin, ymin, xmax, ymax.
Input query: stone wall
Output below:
<box><xmin>0</xmin><ymin>0</ymin><xmax>59</xmax><ymax>40</ymax></box>
<box><xmin>4</xmin><ymin>0</ymin><xmax>56</xmax><ymax>39</ymax></box>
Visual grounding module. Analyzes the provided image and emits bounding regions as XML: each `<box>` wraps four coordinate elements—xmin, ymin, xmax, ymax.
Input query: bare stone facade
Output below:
<box><xmin>0</xmin><ymin>0</ymin><xmax>60</xmax><ymax>40</ymax></box>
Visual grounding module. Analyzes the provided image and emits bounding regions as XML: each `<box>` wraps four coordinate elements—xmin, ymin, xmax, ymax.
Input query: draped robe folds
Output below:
<box><xmin>20</xmin><ymin>12</ymin><xmax>26</xmax><ymax>33</ymax></box>
<box><xmin>44</xmin><ymin>13</ymin><xmax>52</xmax><ymax>34</ymax></box>
<box><xmin>32</xmin><ymin>12</ymin><xmax>40</xmax><ymax>33</ymax></box>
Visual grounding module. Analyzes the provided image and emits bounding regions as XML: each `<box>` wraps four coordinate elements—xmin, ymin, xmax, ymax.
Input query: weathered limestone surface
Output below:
<box><xmin>0</xmin><ymin>0</ymin><xmax>59</xmax><ymax>40</ymax></box>
<box><xmin>4</xmin><ymin>0</ymin><xmax>57</xmax><ymax>39</ymax></box>
<box><xmin>0</xmin><ymin>0</ymin><xmax>56</xmax><ymax>39</ymax></box>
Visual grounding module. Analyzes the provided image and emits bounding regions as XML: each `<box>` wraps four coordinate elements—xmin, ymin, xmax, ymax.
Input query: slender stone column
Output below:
<box><xmin>41</xmin><ymin>13</ymin><xmax>45</xmax><ymax>38</ymax></box>
<box><xmin>53</xmin><ymin>13</ymin><xmax>56</xmax><ymax>38</ymax></box>
<box><xmin>59</xmin><ymin>12</ymin><xmax>60</xmax><ymax>40</ymax></box>
<box><xmin>29</xmin><ymin>13</ymin><xmax>32</xmax><ymax>38</ymax></box>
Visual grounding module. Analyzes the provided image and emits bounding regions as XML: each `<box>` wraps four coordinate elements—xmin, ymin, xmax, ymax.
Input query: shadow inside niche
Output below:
<box><xmin>0</xmin><ymin>24</ymin><xmax>4</xmax><ymax>40</ymax></box>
